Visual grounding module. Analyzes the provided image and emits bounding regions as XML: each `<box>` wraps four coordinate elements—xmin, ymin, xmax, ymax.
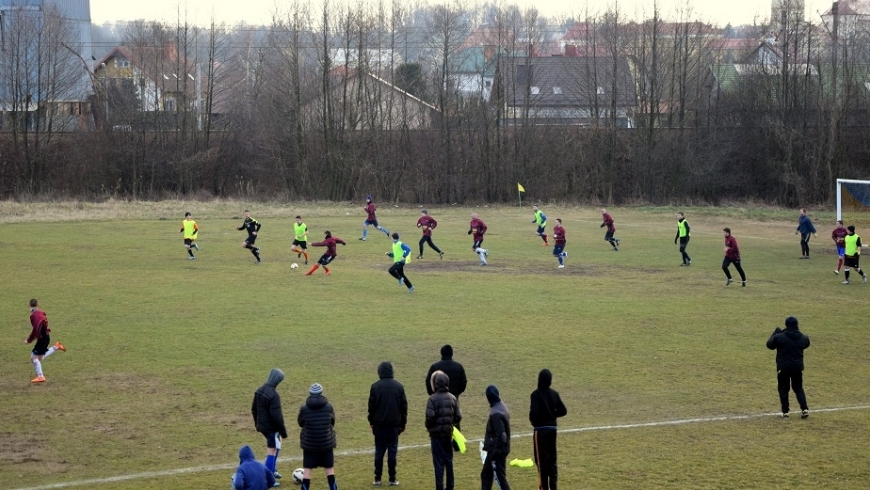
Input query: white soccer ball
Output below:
<box><xmin>291</xmin><ymin>263</ymin><xmax>299</xmax><ymax>269</ymax></box>
<box><xmin>292</xmin><ymin>468</ymin><xmax>304</xmax><ymax>484</ymax></box>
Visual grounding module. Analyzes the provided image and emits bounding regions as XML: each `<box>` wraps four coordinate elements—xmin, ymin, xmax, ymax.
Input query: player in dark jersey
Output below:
<box><xmin>600</xmin><ymin>208</ymin><xmax>620</xmax><ymax>251</ymax></box>
<box><xmin>306</xmin><ymin>231</ymin><xmax>347</xmax><ymax>276</ymax></box>
<box><xmin>361</xmin><ymin>195</ymin><xmax>390</xmax><ymax>240</ymax></box>
<box><xmin>832</xmin><ymin>220</ymin><xmax>848</xmax><ymax>275</ymax></box>
<box><xmin>552</xmin><ymin>218</ymin><xmax>567</xmax><ymax>268</ymax></box>
<box><xmin>722</xmin><ymin>228</ymin><xmax>746</xmax><ymax>287</ymax></box>
<box><xmin>238</xmin><ymin>210</ymin><xmax>262</xmax><ymax>263</ymax></box>
<box><xmin>416</xmin><ymin>209</ymin><xmax>443</xmax><ymax>260</ymax></box>
<box><xmin>25</xmin><ymin>299</ymin><xmax>65</xmax><ymax>383</ymax></box>
<box><xmin>469</xmin><ymin>213</ymin><xmax>489</xmax><ymax>266</ymax></box>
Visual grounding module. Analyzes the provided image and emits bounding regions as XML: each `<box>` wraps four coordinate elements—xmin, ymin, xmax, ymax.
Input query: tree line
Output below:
<box><xmin>1</xmin><ymin>1</ymin><xmax>869</xmax><ymax>205</ymax></box>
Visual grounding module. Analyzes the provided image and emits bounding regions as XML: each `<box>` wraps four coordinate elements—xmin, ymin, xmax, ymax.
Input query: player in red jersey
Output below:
<box><xmin>600</xmin><ymin>208</ymin><xmax>620</xmax><ymax>251</ymax></box>
<box><xmin>469</xmin><ymin>213</ymin><xmax>489</xmax><ymax>266</ymax></box>
<box><xmin>416</xmin><ymin>209</ymin><xmax>444</xmax><ymax>260</ymax></box>
<box><xmin>360</xmin><ymin>195</ymin><xmax>391</xmax><ymax>240</ymax></box>
<box><xmin>25</xmin><ymin>299</ymin><xmax>66</xmax><ymax>383</ymax></box>
<box><xmin>722</xmin><ymin>228</ymin><xmax>746</xmax><ymax>287</ymax></box>
<box><xmin>832</xmin><ymin>220</ymin><xmax>849</xmax><ymax>275</ymax></box>
<box><xmin>552</xmin><ymin>218</ymin><xmax>567</xmax><ymax>268</ymax></box>
<box><xmin>306</xmin><ymin>231</ymin><xmax>347</xmax><ymax>276</ymax></box>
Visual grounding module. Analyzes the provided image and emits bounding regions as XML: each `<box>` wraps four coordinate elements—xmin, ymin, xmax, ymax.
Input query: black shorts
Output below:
<box><xmin>365</xmin><ymin>219</ymin><xmax>379</xmax><ymax>228</ymax></box>
<box><xmin>32</xmin><ymin>336</ymin><xmax>50</xmax><ymax>356</ymax></box>
<box><xmin>604</xmin><ymin>231</ymin><xmax>615</xmax><ymax>240</ymax></box>
<box><xmin>303</xmin><ymin>449</ymin><xmax>334</xmax><ymax>469</ymax></box>
<box><xmin>184</xmin><ymin>238</ymin><xmax>194</xmax><ymax>246</ymax></box>
<box><xmin>318</xmin><ymin>254</ymin><xmax>336</xmax><ymax>266</ymax></box>
<box><xmin>262</xmin><ymin>431</ymin><xmax>281</xmax><ymax>449</ymax></box>
<box><xmin>472</xmin><ymin>239</ymin><xmax>484</xmax><ymax>249</ymax></box>
<box><xmin>292</xmin><ymin>240</ymin><xmax>308</xmax><ymax>249</ymax></box>
<box><xmin>246</xmin><ymin>235</ymin><xmax>257</xmax><ymax>245</ymax></box>
<box><xmin>845</xmin><ymin>255</ymin><xmax>860</xmax><ymax>268</ymax></box>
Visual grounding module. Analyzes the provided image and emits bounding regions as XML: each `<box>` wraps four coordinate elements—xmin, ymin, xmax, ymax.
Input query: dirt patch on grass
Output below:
<box><xmin>0</xmin><ymin>433</ymin><xmax>44</xmax><ymax>463</ymax></box>
<box><xmin>372</xmin><ymin>261</ymin><xmax>623</xmax><ymax>276</ymax></box>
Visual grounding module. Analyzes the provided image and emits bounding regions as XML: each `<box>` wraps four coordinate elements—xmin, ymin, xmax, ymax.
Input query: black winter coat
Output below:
<box><xmin>767</xmin><ymin>327</ymin><xmax>811</xmax><ymax>371</ymax></box>
<box><xmin>483</xmin><ymin>401</ymin><xmax>511</xmax><ymax>456</ymax></box>
<box><xmin>425</xmin><ymin>371</ymin><xmax>461</xmax><ymax>437</ymax></box>
<box><xmin>529</xmin><ymin>369</ymin><xmax>567</xmax><ymax>428</ymax></box>
<box><xmin>368</xmin><ymin>362</ymin><xmax>408</xmax><ymax>428</ymax></box>
<box><xmin>298</xmin><ymin>394</ymin><xmax>336</xmax><ymax>451</ymax></box>
<box><xmin>426</xmin><ymin>357</ymin><xmax>467</xmax><ymax>397</ymax></box>
<box><xmin>252</xmin><ymin>384</ymin><xmax>288</xmax><ymax>438</ymax></box>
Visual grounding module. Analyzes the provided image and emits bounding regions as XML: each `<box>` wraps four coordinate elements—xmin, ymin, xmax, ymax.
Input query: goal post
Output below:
<box><xmin>836</xmin><ymin>178</ymin><xmax>870</xmax><ymax>222</ymax></box>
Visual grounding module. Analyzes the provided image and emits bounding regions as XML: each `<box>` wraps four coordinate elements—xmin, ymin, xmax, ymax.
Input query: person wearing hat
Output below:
<box><xmin>416</xmin><ymin>209</ymin><xmax>444</xmax><ymax>260</ymax></box>
<box><xmin>481</xmin><ymin>385</ymin><xmax>511</xmax><ymax>490</ymax></box>
<box><xmin>361</xmin><ymin>195</ymin><xmax>391</xmax><ymax>240</ymax></box>
<box><xmin>180</xmin><ymin>211</ymin><xmax>199</xmax><ymax>259</ymax></box>
<box><xmin>425</xmin><ymin>370</ymin><xmax>462</xmax><ymax>490</ymax></box>
<box><xmin>306</xmin><ymin>231</ymin><xmax>347</xmax><ymax>276</ymax></box>
<box><xmin>298</xmin><ymin>383</ymin><xmax>338</xmax><ymax>490</ymax></box>
<box><xmin>251</xmin><ymin>368</ymin><xmax>288</xmax><ymax>482</ymax></box>
<box><xmin>425</xmin><ymin>345</ymin><xmax>468</xmax><ymax>430</ymax></box>
<box><xmin>767</xmin><ymin>317</ymin><xmax>811</xmax><ymax>418</ymax></box>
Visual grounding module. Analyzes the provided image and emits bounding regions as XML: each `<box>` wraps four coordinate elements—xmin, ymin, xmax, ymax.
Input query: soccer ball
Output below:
<box><xmin>291</xmin><ymin>263</ymin><xmax>299</xmax><ymax>269</ymax></box>
<box><xmin>292</xmin><ymin>468</ymin><xmax>304</xmax><ymax>484</ymax></box>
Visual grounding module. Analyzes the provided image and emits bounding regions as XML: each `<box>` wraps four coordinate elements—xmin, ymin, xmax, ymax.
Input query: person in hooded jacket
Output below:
<box><xmin>425</xmin><ymin>370</ymin><xmax>462</xmax><ymax>490</ymax></box>
<box><xmin>529</xmin><ymin>369</ymin><xmax>567</xmax><ymax>490</ymax></box>
<box><xmin>252</xmin><ymin>368</ymin><xmax>288</xmax><ymax>481</ymax></box>
<box><xmin>425</xmin><ymin>345</ymin><xmax>467</xmax><ymax>431</ymax></box>
<box><xmin>481</xmin><ymin>385</ymin><xmax>511</xmax><ymax>490</ymax></box>
<box><xmin>233</xmin><ymin>445</ymin><xmax>277</xmax><ymax>490</ymax></box>
<box><xmin>298</xmin><ymin>383</ymin><xmax>338</xmax><ymax>490</ymax></box>
<box><xmin>368</xmin><ymin>361</ymin><xmax>408</xmax><ymax>486</ymax></box>
<box><xmin>767</xmin><ymin>316</ymin><xmax>811</xmax><ymax>419</ymax></box>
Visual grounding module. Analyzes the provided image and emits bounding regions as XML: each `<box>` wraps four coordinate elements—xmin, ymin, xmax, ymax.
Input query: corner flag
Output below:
<box><xmin>517</xmin><ymin>183</ymin><xmax>525</xmax><ymax>193</ymax></box>
<box><xmin>517</xmin><ymin>183</ymin><xmax>525</xmax><ymax>207</ymax></box>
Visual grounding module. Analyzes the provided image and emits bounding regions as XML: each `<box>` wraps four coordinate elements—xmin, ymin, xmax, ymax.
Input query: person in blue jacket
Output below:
<box><xmin>386</xmin><ymin>233</ymin><xmax>414</xmax><ymax>293</ymax></box>
<box><xmin>796</xmin><ymin>208</ymin><xmax>817</xmax><ymax>259</ymax></box>
<box><xmin>233</xmin><ymin>445</ymin><xmax>276</xmax><ymax>490</ymax></box>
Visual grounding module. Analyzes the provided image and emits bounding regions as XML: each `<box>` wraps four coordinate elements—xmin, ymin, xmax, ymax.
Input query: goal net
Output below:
<box><xmin>837</xmin><ymin>179</ymin><xmax>870</xmax><ymax>230</ymax></box>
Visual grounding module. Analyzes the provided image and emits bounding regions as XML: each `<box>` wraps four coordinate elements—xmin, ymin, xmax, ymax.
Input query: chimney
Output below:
<box><xmin>565</xmin><ymin>44</ymin><xmax>578</xmax><ymax>57</ymax></box>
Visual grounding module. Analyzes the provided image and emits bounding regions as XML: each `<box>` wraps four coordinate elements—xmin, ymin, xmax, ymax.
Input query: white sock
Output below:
<box><xmin>43</xmin><ymin>347</ymin><xmax>56</xmax><ymax>358</ymax></box>
<box><xmin>478</xmin><ymin>251</ymin><xmax>486</xmax><ymax>262</ymax></box>
<box><xmin>32</xmin><ymin>359</ymin><xmax>43</xmax><ymax>376</ymax></box>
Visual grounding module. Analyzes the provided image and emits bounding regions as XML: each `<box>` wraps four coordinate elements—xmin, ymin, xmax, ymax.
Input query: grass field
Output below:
<box><xmin>2</xmin><ymin>201</ymin><xmax>870</xmax><ymax>489</ymax></box>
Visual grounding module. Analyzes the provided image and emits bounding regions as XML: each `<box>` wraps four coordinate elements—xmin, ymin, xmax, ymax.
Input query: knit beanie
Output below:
<box><xmin>441</xmin><ymin>344</ymin><xmax>453</xmax><ymax>358</ymax></box>
<box><xmin>309</xmin><ymin>383</ymin><xmax>324</xmax><ymax>395</ymax></box>
<box><xmin>785</xmin><ymin>317</ymin><xmax>799</xmax><ymax>329</ymax></box>
<box><xmin>485</xmin><ymin>385</ymin><xmax>501</xmax><ymax>407</ymax></box>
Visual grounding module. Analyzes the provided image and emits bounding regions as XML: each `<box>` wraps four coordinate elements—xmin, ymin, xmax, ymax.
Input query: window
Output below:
<box><xmin>165</xmin><ymin>98</ymin><xmax>175</xmax><ymax>112</ymax></box>
<box><xmin>553</xmin><ymin>87</ymin><xmax>562</xmax><ymax>95</ymax></box>
<box><xmin>115</xmin><ymin>59</ymin><xmax>130</xmax><ymax>68</ymax></box>
<box><xmin>530</xmin><ymin>86</ymin><xmax>540</xmax><ymax>95</ymax></box>
<box><xmin>597</xmin><ymin>86</ymin><xmax>605</xmax><ymax>96</ymax></box>
<box><xmin>484</xmin><ymin>80</ymin><xmax>492</xmax><ymax>88</ymax></box>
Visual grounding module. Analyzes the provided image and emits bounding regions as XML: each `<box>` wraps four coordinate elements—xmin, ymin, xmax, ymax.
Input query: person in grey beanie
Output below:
<box><xmin>298</xmin><ymin>383</ymin><xmax>338</xmax><ymax>490</ymax></box>
<box><xmin>767</xmin><ymin>317</ymin><xmax>811</xmax><ymax>418</ymax></box>
<box><xmin>251</xmin><ymin>368</ymin><xmax>287</xmax><ymax>482</ymax></box>
<box><xmin>481</xmin><ymin>385</ymin><xmax>511</xmax><ymax>490</ymax></box>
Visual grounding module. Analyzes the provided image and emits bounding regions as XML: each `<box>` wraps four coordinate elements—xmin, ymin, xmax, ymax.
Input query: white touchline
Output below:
<box><xmin>11</xmin><ymin>404</ymin><xmax>870</xmax><ymax>490</ymax></box>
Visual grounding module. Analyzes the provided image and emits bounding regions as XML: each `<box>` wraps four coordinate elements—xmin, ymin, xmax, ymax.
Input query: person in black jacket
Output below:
<box><xmin>529</xmin><ymin>369</ymin><xmax>567</xmax><ymax>490</ymax></box>
<box><xmin>368</xmin><ymin>361</ymin><xmax>408</xmax><ymax>486</ymax></box>
<box><xmin>298</xmin><ymin>383</ymin><xmax>338</xmax><ymax>490</ymax></box>
<box><xmin>251</xmin><ymin>368</ymin><xmax>288</xmax><ymax>482</ymax></box>
<box><xmin>425</xmin><ymin>371</ymin><xmax>462</xmax><ymax>490</ymax></box>
<box><xmin>425</xmin><ymin>345</ymin><xmax>467</xmax><ymax>431</ymax></box>
<box><xmin>481</xmin><ymin>385</ymin><xmax>511</xmax><ymax>490</ymax></box>
<box><xmin>767</xmin><ymin>316</ymin><xmax>811</xmax><ymax>419</ymax></box>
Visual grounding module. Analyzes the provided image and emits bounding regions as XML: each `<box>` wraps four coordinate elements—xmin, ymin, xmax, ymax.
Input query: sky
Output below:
<box><xmin>90</xmin><ymin>0</ymin><xmax>839</xmax><ymax>27</ymax></box>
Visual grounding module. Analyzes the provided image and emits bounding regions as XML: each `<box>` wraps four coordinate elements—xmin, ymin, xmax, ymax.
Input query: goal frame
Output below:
<box><xmin>836</xmin><ymin>178</ymin><xmax>870</xmax><ymax>221</ymax></box>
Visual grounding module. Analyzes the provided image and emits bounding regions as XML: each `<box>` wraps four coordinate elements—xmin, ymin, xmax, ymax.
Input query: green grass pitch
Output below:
<box><xmin>1</xmin><ymin>202</ymin><xmax>869</xmax><ymax>489</ymax></box>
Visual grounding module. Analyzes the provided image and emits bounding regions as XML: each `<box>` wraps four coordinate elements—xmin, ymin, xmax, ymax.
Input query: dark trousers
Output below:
<box><xmin>533</xmin><ymin>429</ymin><xmax>558</xmax><ymax>490</ymax></box>
<box><xmin>679</xmin><ymin>237</ymin><xmax>691</xmax><ymax>263</ymax></box>
<box><xmin>722</xmin><ymin>257</ymin><xmax>746</xmax><ymax>281</ymax></box>
<box><xmin>420</xmin><ymin>236</ymin><xmax>442</xmax><ymax>255</ymax></box>
<box><xmin>430</xmin><ymin>436</ymin><xmax>454</xmax><ymax>490</ymax></box>
<box><xmin>800</xmin><ymin>233</ymin><xmax>811</xmax><ymax>257</ymax></box>
<box><xmin>481</xmin><ymin>452</ymin><xmax>510</xmax><ymax>490</ymax></box>
<box><xmin>388</xmin><ymin>262</ymin><xmax>413</xmax><ymax>289</ymax></box>
<box><xmin>777</xmin><ymin>369</ymin><xmax>808</xmax><ymax>413</ymax></box>
<box><xmin>373</xmin><ymin>426</ymin><xmax>399</xmax><ymax>482</ymax></box>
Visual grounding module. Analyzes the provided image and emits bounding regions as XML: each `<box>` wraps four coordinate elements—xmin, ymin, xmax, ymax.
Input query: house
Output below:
<box><xmin>450</xmin><ymin>46</ymin><xmax>501</xmax><ymax>102</ymax></box>
<box><xmin>506</xmin><ymin>55</ymin><xmax>637</xmax><ymax>127</ymax></box>
<box><xmin>303</xmin><ymin>66</ymin><xmax>440</xmax><ymax>130</ymax></box>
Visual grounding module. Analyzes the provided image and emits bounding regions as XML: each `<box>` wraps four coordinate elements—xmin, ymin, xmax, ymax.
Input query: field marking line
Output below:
<box><xmin>10</xmin><ymin>404</ymin><xmax>870</xmax><ymax>490</ymax></box>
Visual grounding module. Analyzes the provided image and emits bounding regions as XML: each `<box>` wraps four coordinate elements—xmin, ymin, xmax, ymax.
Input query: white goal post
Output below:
<box><xmin>836</xmin><ymin>179</ymin><xmax>870</xmax><ymax>221</ymax></box>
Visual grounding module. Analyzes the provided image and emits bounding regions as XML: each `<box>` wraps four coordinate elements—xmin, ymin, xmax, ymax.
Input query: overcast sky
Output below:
<box><xmin>90</xmin><ymin>0</ymin><xmax>838</xmax><ymax>27</ymax></box>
